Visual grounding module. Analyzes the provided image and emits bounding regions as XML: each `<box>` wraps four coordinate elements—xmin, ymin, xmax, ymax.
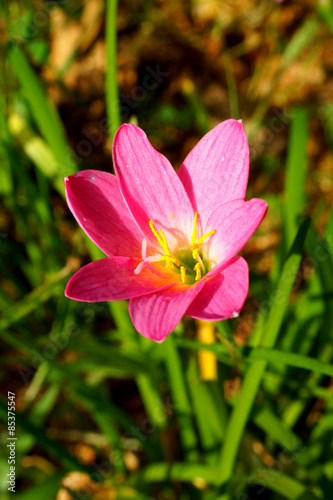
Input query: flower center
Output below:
<box><xmin>134</xmin><ymin>212</ymin><xmax>216</xmax><ymax>284</ymax></box>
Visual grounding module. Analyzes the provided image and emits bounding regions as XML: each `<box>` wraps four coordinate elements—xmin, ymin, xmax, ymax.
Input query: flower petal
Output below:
<box><xmin>65</xmin><ymin>257</ymin><xmax>177</xmax><ymax>302</ymax></box>
<box><xmin>129</xmin><ymin>281</ymin><xmax>205</xmax><ymax>342</ymax></box>
<box><xmin>113</xmin><ymin>124</ymin><xmax>194</xmax><ymax>249</ymax></box>
<box><xmin>65</xmin><ymin>170</ymin><xmax>143</xmax><ymax>258</ymax></box>
<box><xmin>186</xmin><ymin>257</ymin><xmax>249</xmax><ymax>320</ymax></box>
<box><xmin>204</xmin><ymin>198</ymin><xmax>267</xmax><ymax>275</ymax></box>
<box><xmin>177</xmin><ymin>120</ymin><xmax>249</xmax><ymax>225</ymax></box>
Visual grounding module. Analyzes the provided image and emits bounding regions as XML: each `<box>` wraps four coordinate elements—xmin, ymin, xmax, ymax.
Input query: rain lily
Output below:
<box><xmin>64</xmin><ymin>120</ymin><xmax>267</xmax><ymax>342</ymax></box>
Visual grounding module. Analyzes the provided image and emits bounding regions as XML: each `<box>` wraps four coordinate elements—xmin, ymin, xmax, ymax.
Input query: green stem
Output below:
<box><xmin>216</xmin><ymin>218</ymin><xmax>311</xmax><ymax>499</ymax></box>
<box><xmin>162</xmin><ymin>335</ymin><xmax>200</xmax><ymax>462</ymax></box>
<box><xmin>106</xmin><ymin>0</ymin><xmax>120</xmax><ymax>144</ymax></box>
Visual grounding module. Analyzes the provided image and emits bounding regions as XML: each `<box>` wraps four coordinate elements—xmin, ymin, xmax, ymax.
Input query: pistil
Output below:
<box><xmin>137</xmin><ymin>214</ymin><xmax>216</xmax><ymax>283</ymax></box>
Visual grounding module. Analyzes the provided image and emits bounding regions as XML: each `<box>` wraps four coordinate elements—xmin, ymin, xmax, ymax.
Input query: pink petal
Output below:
<box><xmin>186</xmin><ymin>257</ymin><xmax>249</xmax><ymax>320</ymax></box>
<box><xmin>177</xmin><ymin>120</ymin><xmax>249</xmax><ymax>226</ymax></box>
<box><xmin>65</xmin><ymin>257</ymin><xmax>178</xmax><ymax>302</ymax></box>
<box><xmin>205</xmin><ymin>198</ymin><xmax>267</xmax><ymax>276</ymax></box>
<box><xmin>129</xmin><ymin>281</ymin><xmax>206</xmax><ymax>342</ymax></box>
<box><xmin>113</xmin><ymin>124</ymin><xmax>194</xmax><ymax>249</ymax></box>
<box><xmin>65</xmin><ymin>170</ymin><xmax>143</xmax><ymax>258</ymax></box>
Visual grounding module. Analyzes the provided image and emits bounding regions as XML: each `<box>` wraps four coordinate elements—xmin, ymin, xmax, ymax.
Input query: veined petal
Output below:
<box><xmin>205</xmin><ymin>198</ymin><xmax>267</xmax><ymax>275</ymax></box>
<box><xmin>65</xmin><ymin>170</ymin><xmax>143</xmax><ymax>258</ymax></box>
<box><xmin>178</xmin><ymin>120</ymin><xmax>249</xmax><ymax>226</ymax></box>
<box><xmin>65</xmin><ymin>257</ymin><xmax>178</xmax><ymax>302</ymax></box>
<box><xmin>129</xmin><ymin>281</ymin><xmax>205</xmax><ymax>342</ymax></box>
<box><xmin>113</xmin><ymin>124</ymin><xmax>194</xmax><ymax>249</ymax></box>
<box><xmin>186</xmin><ymin>257</ymin><xmax>249</xmax><ymax>320</ymax></box>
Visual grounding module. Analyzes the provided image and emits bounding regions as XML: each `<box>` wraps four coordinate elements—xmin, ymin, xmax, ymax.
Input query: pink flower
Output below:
<box><xmin>64</xmin><ymin>120</ymin><xmax>267</xmax><ymax>342</ymax></box>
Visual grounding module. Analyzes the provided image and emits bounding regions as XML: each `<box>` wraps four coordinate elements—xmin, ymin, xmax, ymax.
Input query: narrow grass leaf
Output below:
<box><xmin>0</xmin><ymin>263</ymin><xmax>77</xmax><ymax>331</ymax></box>
<box><xmin>284</xmin><ymin>107</ymin><xmax>308</xmax><ymax>250</ymax></box>
<box><xmin>106</xmin><ymin>0</ymin><xmax>120</xmax><ymax>142</ymax></box>
<box><xmin>216</xmin><ymin>218</ymin><xmax>310</xmax><ymax>498</ymax></box>
<box><xmin>160</xmin><ymin>335</ymin><xmax>200</xmax><ymax>462</ymax></box>
<box><xmin>8</xmin><ymin>45</ymin><xmax>76</xmax><ymax>176</ymax></box>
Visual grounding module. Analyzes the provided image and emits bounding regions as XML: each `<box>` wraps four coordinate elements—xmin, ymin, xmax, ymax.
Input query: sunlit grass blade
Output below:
<box><xmin>284</xmin><ymin>107</ymin><xmax>308</xmax><ymax>251</ymax></box>
<box><xmin>282</xmin><ymin>18</ymin><xmax>320</xmax><ymax>65</ymax></box>
<box><xmin>255</xmin><ymin>469</ymin><xmax>321</xmax><ymax>500</ymax></box>
<box><xmin>8</xmin><ymin>113</ymin><xmax>65</xmax><ymax>197</ymax></box>
<box><xmin>306</xmin><ymin>226</ymin><xmax>333</xmax><ymax>333</ymax></box>
<box><xmin>177</xmin><ymin>339</ymin><xmax>333</xmax><ymax>378</ymax></box>
<box><xmin>251</xmin><ymin>406</ymin><xmax>303</xmax><ymax>453</ymax></box>
<box><xmin>248</xmin><ymin>348</ymin><xmax>333</xmax><ymax>377</ymax></box>
<box><xmin>106</xmin><ymin>0</ymin><xmax>120</xmax><ymax>142</ymax></box>
<box><xmin>8</xmin><ymin>44</ymin><xmax>76</xmax><ymax>176</ymax></box>
<box><xmin>129</xmin><ymin>462</ymin><xmax>218</xmax><ymax>486</ymax></box>
<box><xmin>249</xmin><ymin>18</ymin><xmax>319</xmax><ymax>136</ymax></box>
<box><xmin>316</xmin><ymin>0</ymin><xmax>333</xmax><ymax>35</ymax></box>
<box><xmin>216</xmin><ymin>218</ymin><xmax>310</xmax><ymax>498</ymax></box>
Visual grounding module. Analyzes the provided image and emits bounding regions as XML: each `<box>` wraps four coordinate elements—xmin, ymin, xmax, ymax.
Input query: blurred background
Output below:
<box><xmin>1</xmin><ymin>0</ymin><xmax>333</xmax><ymax>499</ymax></box>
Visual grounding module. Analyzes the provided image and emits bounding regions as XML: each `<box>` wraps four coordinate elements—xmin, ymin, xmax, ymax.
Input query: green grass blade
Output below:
<box><xmin>283</xmin><ymin>18</ymin><xmax>320</xmax><ymax>65</ymax></box>
<box><xmin>255</xmin><ymin>469</ymin><xmax>321</xmax><ymax>500</ymax></box>
<box><xmin>160</xmin><ymin>335</ymin><xmax>200</xmax><ymax>462</ymax></box>
<box><xmin>129</xmin><ymin>462</ymin><xmax>218</xmax><ymax>485</ymax></box>
<box><xmin>8</xmin><ymin>113</ymin><xmax>65</xmax><ymax>197</ymax></box>
<box><xmin>186</xmin><ymin>357</ymin><xmax>226</xmax><ymax>465</ymax></box>
<box><xmin>106</xmin><ymin>0</ymin><xmax>120</xmax><ymax>142</ymax></box>
<box><xmin>8</xmin><ymin>44</ymin><xmax>76</xmax><ymax>176</ymax></box>
<box><xmin>0</xmin><ymin>263</ymin><xmax>76</xmax><ymax>330</ymax></box>
<box><xmin>248</xmin><ymin>348</ymin><xmax>333</xmax><ymax>377</ymax></box>
<box><xmin>251</xmin><ymin>406</ymin><xmax>303</xmax><ymax>452</ymax></box>
<box><xmin>216</xmin><ymin>218</ymin><xmax>310</xmax><ymax>498</ymax></box>
<box><xmin>284</xmin><ymin>107</ymin><xmax>308</xmax><ymax>250</ymax></box>
<box><xmin>177</xmin><ymin>340</ymin><xmax>333</xmax><ymax>378</ymax></box>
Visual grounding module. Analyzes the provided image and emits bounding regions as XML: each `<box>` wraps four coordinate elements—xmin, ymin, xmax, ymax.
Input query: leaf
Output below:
<box><xmin>8</xmin><ymin>45</ymin><xmax>76</xmax><ymax>177</ymax></box>
<box><xmin>216</xmin><ymin>218</ymin><xmax>311</xmax><ymax>497</ymax></box>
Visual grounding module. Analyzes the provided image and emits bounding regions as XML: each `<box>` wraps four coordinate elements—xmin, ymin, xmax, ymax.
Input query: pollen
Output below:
<box><xmin>190</xmin><ymin>212</ymin><xmax>216</xmax><ymax>260</ymax></box>
<box><xmin>149</xmin><ymin>220</ymin><xmax>164</xmax><ymax>247</ymax></box>
<box><xmin>194</xmin><ymin>262</ymin><xmax>202</xmax><ymax>281</ymax></box>
<box><xmin>180</xmin><ymin>266</ymin><xmax>186</xmax><ymax>283</ymax></box>
<box><xmin>149</xmin><ymin>220</ymin><xmax>173</xmax><ymax>267</ymax></box>
<box><xmin>158</xmin><ymin>229</ymin><xmax>171</xmax><ymax>256</ymax></box>
<box><xmin>146</xmin><ymin>214</ymin><xmax>214</xmax><ymax>283</ymax></box>
<box><xmin>155</xmin><ymin>255</ymin><xmax>180</xmax><ymax>266</ymax></box>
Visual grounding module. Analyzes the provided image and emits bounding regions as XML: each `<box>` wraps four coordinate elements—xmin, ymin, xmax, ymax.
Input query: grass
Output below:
<box><xmin>0</xmin><ymin>1</ymin><xmax>333</xmax><ymax>499</ymax></box>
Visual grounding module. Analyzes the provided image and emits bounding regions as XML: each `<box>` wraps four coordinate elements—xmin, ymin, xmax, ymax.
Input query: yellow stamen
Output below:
<box><xmin>180</xmin><ymin>266</ymin><xmax>186</xmax><ymax>283</ymax></box>
<box><xmin>149</xmin><ymin>221</ymin><xmax>173</xmax><ymax>268</ymax></box>
<box><xmin>196</xmin><ymin>229</ymin><xmax>216</xmax><ymax>247</ymax></box>
<box><xmin>194</xmin><ymin>262</ymin><xmax>202</xmax><ymax>281</ymax></box>
<box><xmin>170</xmin><ymin>214</ymin><xmax>174</xmax><ymax>218</ymax></box>
<box><xmin>191</xmin><ymin>212</ymin><xmax>198</xmax><ymax>247</ymax></box>
<box><xmin>149</xmin><ymin>220</ymin><xmax>164</xmax><ymax>247</ymax></box>
<box><xmin>192</xmin><ymin>248</ymin><xmax>199</xmax><ymax>260</ymax></box>
<box><xmin>158</xmin><ymin>229</ymin><xmax>171</xmax><ymax>256</ymax></box>
<box><xmin>155</xmin><ymin>255</ymin><xmax>180</xmax><ymax>266</ymax></box>
<box><xmin>190</xmin><ymin>211</ymin><xmax>216</xmax><ymax>260</ymax></box>
<box><xmin>192</xmin><ymin>230</ymin><xmax>216</xmax><ymax>260</ymax></box>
